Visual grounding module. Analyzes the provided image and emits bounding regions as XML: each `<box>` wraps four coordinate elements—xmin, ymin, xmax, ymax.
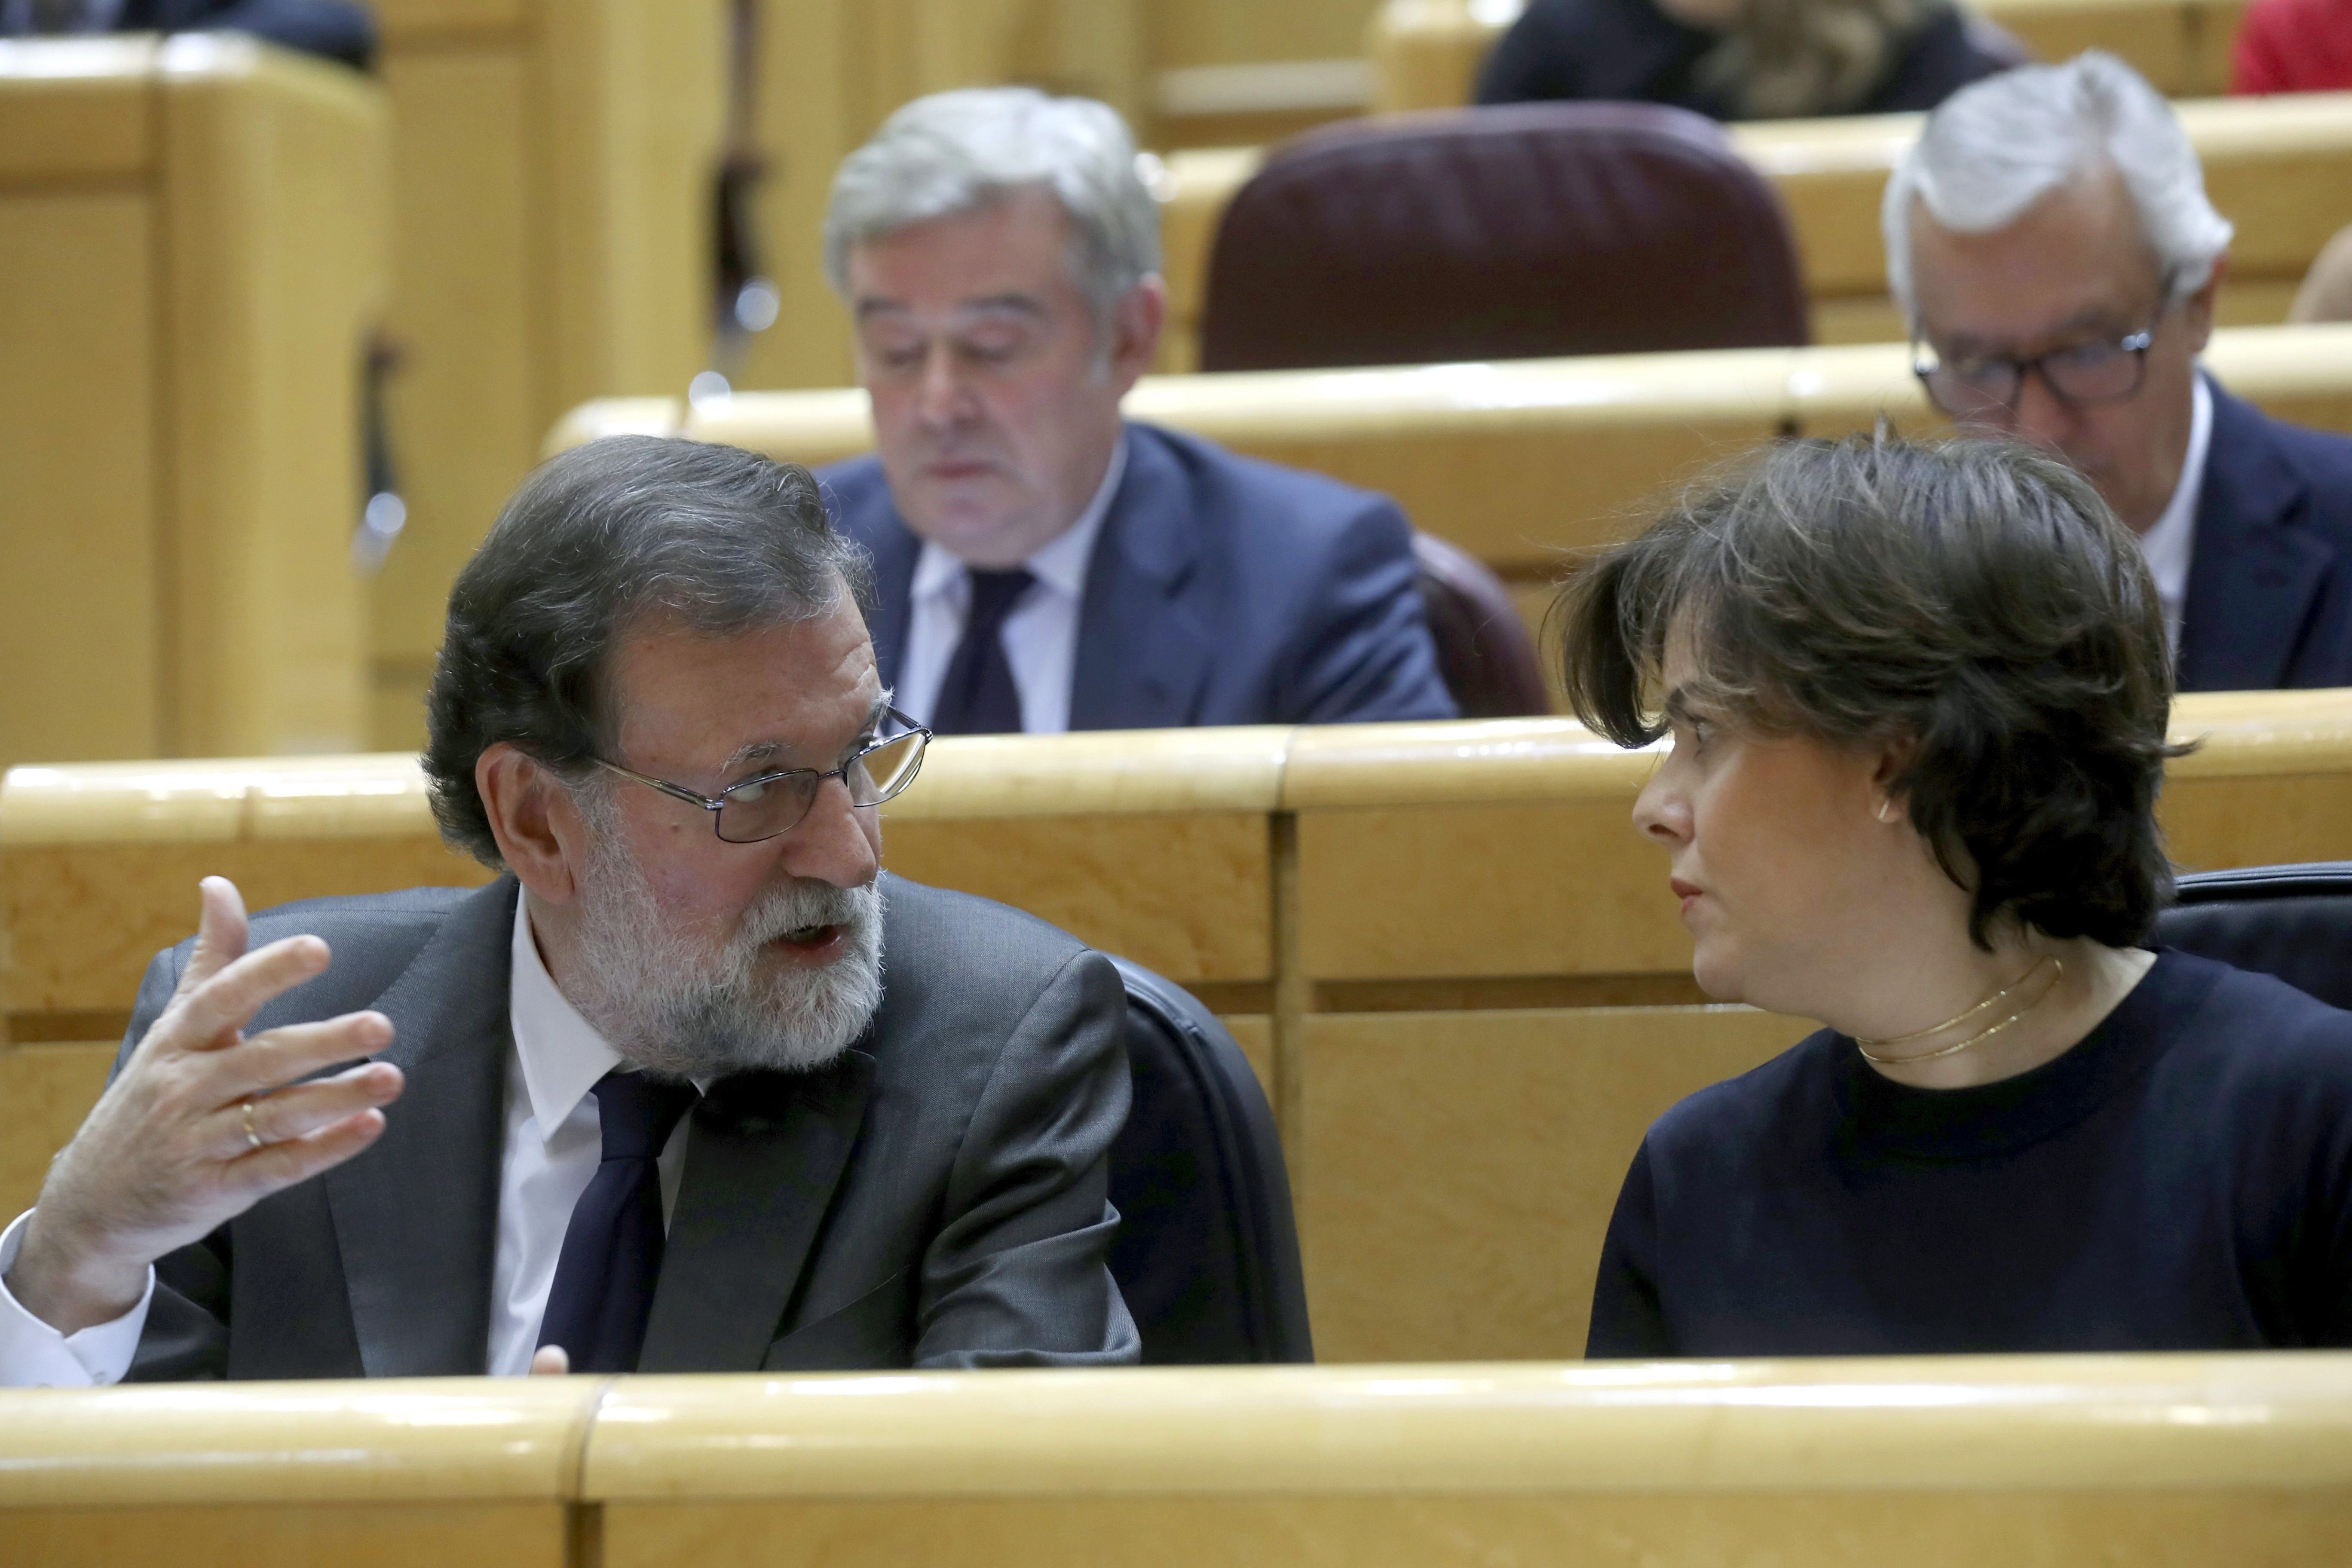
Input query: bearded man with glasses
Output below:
<box><xmin>1883</xmin><ymin>51</ymin><xmax>2352</xmax><ymax>690</ymax></box>
<box><xmin>0</xmin><ymin>436</ymin><xmax>1140</xmax><ymax>1385</ymax></box>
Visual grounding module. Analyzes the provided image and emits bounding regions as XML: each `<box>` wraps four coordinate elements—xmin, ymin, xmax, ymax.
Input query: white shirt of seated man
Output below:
<box><xmin>0</xmin><ymin>599</ymin><xmax>892</xmax><ymax>1385</ymax></box>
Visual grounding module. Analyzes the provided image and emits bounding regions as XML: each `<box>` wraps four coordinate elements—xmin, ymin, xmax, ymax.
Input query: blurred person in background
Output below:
<box><xmin>817</xmin><ymin>88</ymin><xmax>1456</xmax><ymax>737</ymax></box>
<box><xmin>2232</xmin><ymin>0</ymin><xmax>2352</xmax><ymax>94</ymax></box>
<box><xmin>0</xmin><ymin>0</ymin><xmax>375</xmax><ymax>71</ymax></box>
<box><xmin>1475</xmin><ymin>0</ymin><xmax>2011</xmax><ymax>119</ymax></box>
<box><xmin>1560</xmin><ymin>435</ymin><xmax>2352</xmax><ymax>1358</ymax></box>
<box><xmin>1885</xmin><ymin>51</ymin><xmax>2352</xmax><ymax>689</ymax></box>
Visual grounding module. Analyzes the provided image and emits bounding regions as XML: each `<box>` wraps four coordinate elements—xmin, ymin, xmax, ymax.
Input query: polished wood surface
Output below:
<box><xmin>0</xmin><ymin>37</ymin><xmax>383</xmax><ymax>772</ymax></box>
<box><xmin>1155</xmin><ymin>92</ymin><xmax>2352</xmax><ymax>358</ymax></box>
<box><xmin>11</xmin><ymin>1358</ymin><xmax>2352</xmax><ymax>1566</ymax></box>
<box><xmin>0</xmin><ymin>1376</ymin><xmax>601</xmax><ymax>1505</ymax></box>
<box><xmin>556</xmin><ymin>325</ymin><xmax>2352</xmax><ymax>591</ymax></box>
<box><xmin>0</xmin><ymin>1041</ymin><xmax>113</xmax><ymax>1220</ymax></box>
<box><xmin>1369</xmin><ymin>0</ymin><xmax>2250</xmax><ymax>113</ymax></box>
<box><xmin>1296</xmin><ymin>1005</ymin><xmax>1804</xmax><ymax>1360</ymax></box>
<box><xmin>366</xmin><ymin>0</ymin><xmax>726</xmax><ymax>751</ymax></box>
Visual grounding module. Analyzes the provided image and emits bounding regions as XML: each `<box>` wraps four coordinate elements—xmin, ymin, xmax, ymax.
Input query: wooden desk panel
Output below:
<box><xmin>1295</xmin><ymin>1005</ymin><xmax>1804</xmax><ymax>1362</ymax></box>
<box><xmin>3</xmin><ymin>1503</ymin><xmax>572</xmax><ymax>1568</ymax></box>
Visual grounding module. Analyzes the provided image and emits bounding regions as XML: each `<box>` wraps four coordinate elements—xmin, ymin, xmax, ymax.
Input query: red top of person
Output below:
<box><xmin>2233</xmin><ymin>0</ymin><xmax>2352</xmax><ymax>92</ymax></box>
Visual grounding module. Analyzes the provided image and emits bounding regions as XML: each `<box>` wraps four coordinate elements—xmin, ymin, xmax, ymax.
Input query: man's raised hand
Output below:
<box><xmin>3</xmin><ymin>878</ymin><xmax>404</xmax><ymax>1335</ymax></box>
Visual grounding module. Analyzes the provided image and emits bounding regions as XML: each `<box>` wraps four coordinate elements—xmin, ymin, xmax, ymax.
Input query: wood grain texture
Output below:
<box><xmin>883</xmin><ymin>812</ymin><xmax>1273</xmax><ymax>983</ymax></box>
<box><xmin>0</xmin><ymin>1503</ymin><xmax>572</xmax><ymax>1568</ymax></box>
<box><xmin>0</xmin><ymin>1041</ymin><xmax>113</xmax><ymax>1220</ymax></box>
<box><xmin>1295</xmin><ymin>1005</ymin><xmax>1804</xmax><ymax>1360</ymax></box>
<box><xmin>0</xmin><ymin>190</ymin><xmax>158</xmax><ymax>772</ymax></box>
<box><xmin>598</xmin><ymin>1491</ymin><xmax>2352</xmax><ymax>1568</ymax></box>
<box><xmin>3</xmin><ymin>838</ymin><xmax>490</xmax><ymax>1018</ymax></box>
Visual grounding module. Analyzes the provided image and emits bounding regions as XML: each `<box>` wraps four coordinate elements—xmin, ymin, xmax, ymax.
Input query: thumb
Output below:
<box><xmin>178</xmin><ymin>876</ymin><xmax>252</xmax><ymax>996</ymax></box>
<box><xmin>529</xmin><ymin>1344</ymin><xmax>570</xmax><ymax>1376</ymax></box>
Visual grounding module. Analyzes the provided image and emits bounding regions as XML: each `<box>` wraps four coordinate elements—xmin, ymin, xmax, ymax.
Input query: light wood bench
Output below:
<box><xmin>363</xmin><ymin>0</ymin><xmax>726</xmax><ymax>751</ymax></box>
<box><xmin>13</xmin><ymin>1357</ymin><xmax>2352</xmax><ymax>1564</ymax></box>
<box><xmin>0</xmin><ymin>36</ymin><xmax>383</xmax><ymax>775</ymax></box>
<box><xmin>8</xmin><ymin>692</ymin><xmax>2342</xmax><ymax>1355</ymax></box>
<box><xmin>1368</xmin><ymin>0</ymin><xmax>2250</xmax><ymax>113</ymax></box>
<box><xmin>1154</xmin><ymin>92</ymin><xmax>2352</xmax><ymax>364</ymax></box>
<box><xmin>554</xmin><ymin>322</ymin><xmax>2352</xmax><ymax>651</ymax></box>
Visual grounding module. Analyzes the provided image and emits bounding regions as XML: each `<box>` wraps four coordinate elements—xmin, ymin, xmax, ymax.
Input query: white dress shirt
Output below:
<box><xmin>0</xmin><ymin>892</ymin><xmax>689</xmax><ymax>1385</ymax></box>
<box><xmin>2137</xmin><ymin>374</ymin><xmax>2214</xmax><ymax>661</ymax></box>
<box><xmin>895</xmin><ymin>435</ymin><xmax>1128</xmax><ymax>735</ymax></box>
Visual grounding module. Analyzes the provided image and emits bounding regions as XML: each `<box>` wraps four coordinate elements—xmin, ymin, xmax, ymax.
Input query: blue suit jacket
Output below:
<box><xmin>818</xmin><ymin>422</ymin><xmax>1458</xmax><ymax>729</ymax></box>
<box><xmin>2180</xmin><ymin>382</ymin><xmax>2352</xmax><ymax>692</ymax></box>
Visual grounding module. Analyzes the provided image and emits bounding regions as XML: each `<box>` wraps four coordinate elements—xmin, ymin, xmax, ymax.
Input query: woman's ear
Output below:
<box><xmin>476</xmin><ymin>744</ymin><xmax>588</xmax><ymax>904</ymax></box>
<box><xmin>1869</xmin><ymin>733</ymin><xmax>1922</xmax><ymax>823</ymax></box>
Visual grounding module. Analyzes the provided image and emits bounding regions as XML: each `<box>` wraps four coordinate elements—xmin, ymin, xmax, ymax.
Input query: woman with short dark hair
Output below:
<box><xmin>1559</xmin><ymin>435</ymin><xmax>2352</xmax><ymax>1357</ymax></box>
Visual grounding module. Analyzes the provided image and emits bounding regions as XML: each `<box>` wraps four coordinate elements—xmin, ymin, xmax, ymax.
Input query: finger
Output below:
<box><xmin>228</xmin><ymin>1061</ymin><xmax>403</xmax><ymax>1154</ymax></box>
<box><xmin>208</xmin><ymin>1013</ymin><xmax>396</xmax><ymax>1101</ymax></box>
<box><xmin>164</xmin><ymin>934</ymin><xmax>337</xmax><ymax>1055</ymax></box>
<box><xmin>176</xmin><ymin>878</ymin><xmax>252</xmax><ymax>997</ymax></box>
<box><xmin>530</xmin><ymin>1346</ymin><xmax>570</xmax><ymax>1376</ymax></box>
<box><xmin>220</xmin><ymin>1107</ymin><xmax>389</xmax><ymax>1203</ymax></box>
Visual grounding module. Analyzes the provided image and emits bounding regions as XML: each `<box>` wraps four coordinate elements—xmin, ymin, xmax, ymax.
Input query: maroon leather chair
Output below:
<box><xmin>1198</xmin><ymin>102</ymin><xmax>1809</xmax><ymax>373</ymax></box>
<box><xmin>1412</xmin><ymin>530</ymin><xmax>1552</xmax><ymax>718</ymax></box>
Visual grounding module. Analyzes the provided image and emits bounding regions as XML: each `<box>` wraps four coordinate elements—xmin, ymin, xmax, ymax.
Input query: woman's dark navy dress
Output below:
<box><xmin>1588</xmin><ymin>950</ymin><xmax>2352</xmax><ymax>1356</ymax></box>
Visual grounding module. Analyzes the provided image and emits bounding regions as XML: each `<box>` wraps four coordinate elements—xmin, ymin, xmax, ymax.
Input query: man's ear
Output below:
<box><xmin>475</xmin><ymin>744</ymin><xmax>589</xmax><ymax>905</ymax></box>
<box><xmin>1104</xmin><ymin>275</ymin><xmax>1167</xmax><ymax>394</ymax></box>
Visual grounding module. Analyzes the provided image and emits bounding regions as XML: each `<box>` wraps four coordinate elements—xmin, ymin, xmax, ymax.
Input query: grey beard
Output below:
<box><xmin>564</xmin><ymin>838</ymin><xmax>885</xmax><ymax>1081</ymax></box>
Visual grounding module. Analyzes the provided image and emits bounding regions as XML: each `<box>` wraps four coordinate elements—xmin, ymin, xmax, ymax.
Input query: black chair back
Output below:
<box><xmin>1412</xmin><ymin>530</ymin><xmax>1552</xmax><ymax>717</ymax></box>
<box><xmin>1105</xmin><ymin>955</ymin><xmax>1314</xmax><ymax>1363</ymax></box>
<box><xmin>2155</xmin><ymin>862</ymin><xmax>2352</xmax><ymax>1010</ymax></box>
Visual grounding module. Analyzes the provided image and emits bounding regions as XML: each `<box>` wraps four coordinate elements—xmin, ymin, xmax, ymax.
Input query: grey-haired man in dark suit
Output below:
<box><xmin>0</xmin><ymin>435</ymin><xmax>1139</xmax><ymax>1384</ymax></box>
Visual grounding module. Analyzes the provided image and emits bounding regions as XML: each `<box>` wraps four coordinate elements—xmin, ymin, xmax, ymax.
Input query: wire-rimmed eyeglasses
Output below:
<box><xmin>596</xmin><ymin>707</ymin><xmax>931</xmax><ymax>844</ymax></box>
<box><xmin>1912</xmin><ymin>325</ymin><xmax>2157</xmax><ymax>419</ymax></box>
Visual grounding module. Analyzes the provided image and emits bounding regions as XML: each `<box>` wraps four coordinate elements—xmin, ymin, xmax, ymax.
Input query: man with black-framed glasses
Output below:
<box><xmin>0</xmin><ymin>435</ymin><xmax>1141</xmax><ymax>1385</ymax></box>
<box><xmin>1884</xmin><ymin>51</ymin><xmax>2352</xmax><ymax>690</ymax></box>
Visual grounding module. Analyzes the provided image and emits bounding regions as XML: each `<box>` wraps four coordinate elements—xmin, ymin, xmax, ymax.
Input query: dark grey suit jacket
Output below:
<box><xmin>119</xmin><ymin>873</ymin><xmax>1139</xmax><ymax>1379</ymax></box>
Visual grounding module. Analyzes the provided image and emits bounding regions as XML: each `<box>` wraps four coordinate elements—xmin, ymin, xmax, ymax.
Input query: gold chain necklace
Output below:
<box><xmin>1854</xmin><ymin>956</ymin><xmax>2066</xmax><ymax>1066</ymax></box>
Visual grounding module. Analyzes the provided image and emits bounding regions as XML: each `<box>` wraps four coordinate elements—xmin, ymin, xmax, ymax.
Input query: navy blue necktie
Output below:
<box><xmin>536</xmin><ymin>1070</ymin><xmax>698</xmax><ymax>1373</ymax></box>
<box><xmin>929</xmin><ymin>568</ymin><xmax>1034</xmax><ymax>735</ymax></box>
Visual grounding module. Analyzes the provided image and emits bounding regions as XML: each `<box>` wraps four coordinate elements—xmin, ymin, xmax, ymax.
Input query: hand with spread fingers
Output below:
<box><xmin>3</xmin><ymin>876</ymin><xmax>404</xmax><ymax>1336</ymax></box>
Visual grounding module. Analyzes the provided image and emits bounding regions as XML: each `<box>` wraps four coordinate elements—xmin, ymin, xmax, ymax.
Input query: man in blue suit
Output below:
<box><xmin>1883</xmin><ymin>52</ymin><xmax>2352</xmax><ymax>690</ymax></box>
<box><xmin>815</xmin><ymin>87</ymin><xmax>1457</xmax><ymax>734</ymax></box>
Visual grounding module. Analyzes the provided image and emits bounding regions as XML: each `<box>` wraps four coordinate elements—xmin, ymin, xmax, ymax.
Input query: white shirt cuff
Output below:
<box><xmin>0</xmin><ymin>1209</ymin><xmax>152</xmax><ymax>1387</ymax></box>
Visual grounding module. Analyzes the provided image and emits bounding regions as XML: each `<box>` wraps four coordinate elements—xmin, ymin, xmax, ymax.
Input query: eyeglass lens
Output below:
<box><xmin>713</xmin><ymin>729</ymin><xmax>928</xmax><ymax>843</ymax></box>
<box><xmin>1924</xmin><ymin>340</ymin><xmax>2147</xmax><ymax>416</ymax></box>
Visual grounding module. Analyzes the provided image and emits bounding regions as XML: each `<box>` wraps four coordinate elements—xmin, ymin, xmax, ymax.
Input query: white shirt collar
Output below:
<box><xmin>508</xmin><ymin>890</ymin><xmax>625</xmax><ymax>1141</ymax></box>
<box><xmin>2137</xmin><ymin>374</ymin><xmax>2212</xmax><ymax>656</ymax></box>
<box><xmin>910</xmin><ymin>432</ymin><xmax>1127</xmax><ymax>603</ymax></box>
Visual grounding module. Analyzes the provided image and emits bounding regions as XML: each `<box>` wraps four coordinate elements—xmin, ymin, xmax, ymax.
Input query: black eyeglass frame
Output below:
<box><xmin>594</xmin><ymin>707</ymin><xmax>932</xmax><ymax>844</ymax></box>
<box><xmin>1910</xmin><ymin>270</ymin><xmax>2183</xmax><ymax>420</ymax></box>
<box><xmin>1911</xmin><ymin>321</ymin><xmax>2160</xmax><ymax>417</ymax></box>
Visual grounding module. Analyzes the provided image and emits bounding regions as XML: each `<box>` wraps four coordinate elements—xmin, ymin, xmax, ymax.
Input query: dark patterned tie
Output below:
<box><xmin>536</xmin><ymin>1070</ymin><xmax>699</xmax><ymax>1372</ymax></box>
<box><xmin>928</xmin><ymin>568</ymin><xmax>1035</xmax><ymax>735</ymax></box>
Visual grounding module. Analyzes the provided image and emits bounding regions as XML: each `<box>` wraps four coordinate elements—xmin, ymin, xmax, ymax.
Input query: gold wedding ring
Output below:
<box><xmin>242</xmin><ymin>1098</ymin><xmax>264</xmax><ymax>1150</ymax></box>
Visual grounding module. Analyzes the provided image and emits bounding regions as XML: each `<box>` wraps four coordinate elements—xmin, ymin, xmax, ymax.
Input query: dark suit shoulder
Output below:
<box><xmin>1641</xmin><ymin>1029</ymin><xmax>1841</xmax><ymax>1172</ymax></box>
<box><xmin>813</xmin><ymin>453</ymin><xmax>900</xmax><ymax>543</ymax></box>
<box><xmin>1127</xmin><ymin>421</ymin><xmax>1401</xmax><ymax>546</ymax></box>
<box><xmin>875</xmin><ymin>872</ymin><xmax>1098</xmax><ymax>1016</ymax></box>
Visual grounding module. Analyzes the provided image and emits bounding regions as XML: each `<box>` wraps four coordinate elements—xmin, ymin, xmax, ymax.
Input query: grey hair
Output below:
<box><xmin>1882</xmin><ymin>51</ymin><xmax>2235</xmax><ymax>325</ymax></box>
<box><xmin>822</xmin><ymin>86</ymin><xmax>1161</xmax><ymax>327</ymax></box>
<box><xmin>422</xmin><ymin>435</ymin><xmax>872</xmax><ymax>867</ymax></box>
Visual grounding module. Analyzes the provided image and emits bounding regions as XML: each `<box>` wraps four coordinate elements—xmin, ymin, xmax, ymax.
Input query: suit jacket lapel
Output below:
<box><xmin>860</xmin><ymin>515</ymin><xmax>921</xmax><ymax>693</ymax></box>
<box><xmin>636</xmin><ymin>1048</ymin><xmax>876</xmax><ymax>1372</ymax></box>
<box><xmin>2180</xmin><ymin>382</ymin><xmax>2332</xmax><ymax>691</ymax></box>
<box><xmin>323</xmin><ymin>878</ymin><xmax>517</xmax><ymax>1377</ymax></box>
<box><xmin>1069</xmin><ymin>426</ymin><xmax>1216</xmax><ymax>730</ymax></box>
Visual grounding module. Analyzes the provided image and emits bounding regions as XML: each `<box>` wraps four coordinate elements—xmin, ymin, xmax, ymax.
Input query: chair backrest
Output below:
<box><xmin>2154</xmin><ymin>862</ymin><xmax>2352</xmax><ymax>1010</ymax></box>
<box><xmin>1199</xmin><ymin>102</ymin><xmax>1810</xmax><ymax>373</ymax></box>
<box><xmin>1105</xmin><ymin>954</ymin><xmax>1314</xmax><ymax>1364</ymax></box>
<box><xmin>1412</xmin><ymin>530</ymin><xmax>1551</xmax><ymax>717</ymax></box>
